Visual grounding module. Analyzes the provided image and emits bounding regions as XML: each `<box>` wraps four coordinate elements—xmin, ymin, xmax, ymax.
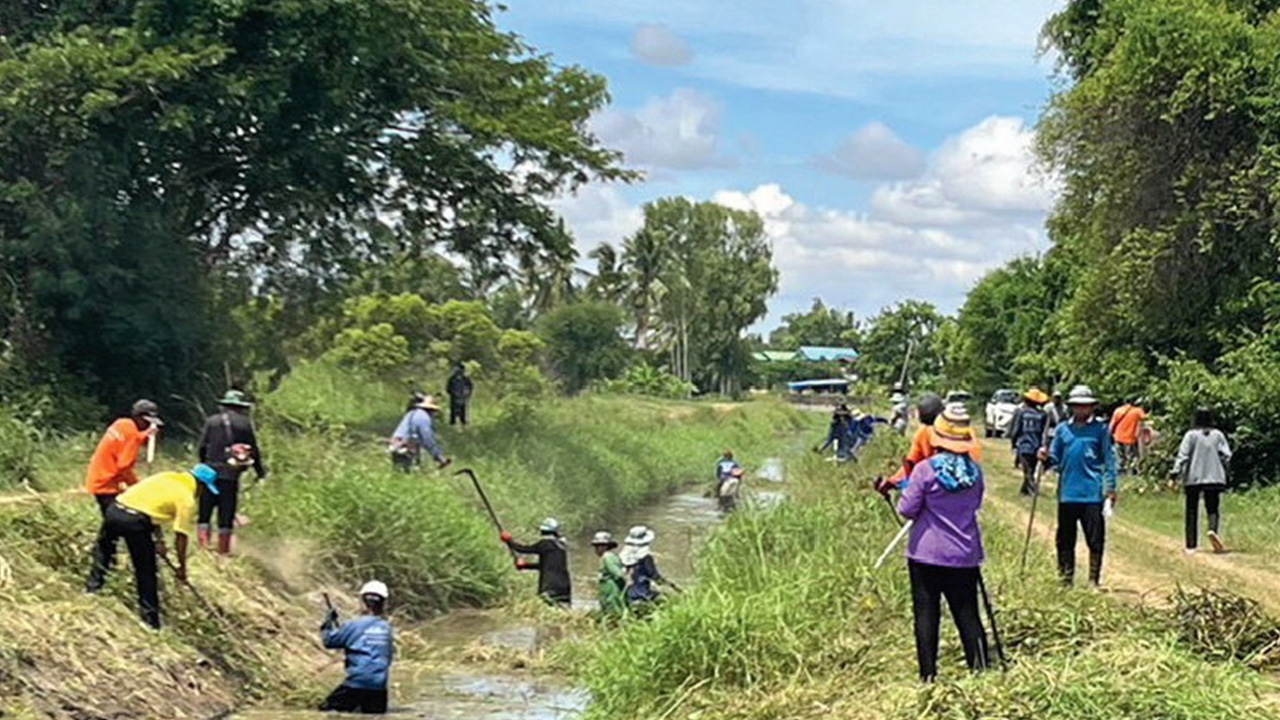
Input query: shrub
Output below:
<box><xmin>598</xmin><ymin>364</ymin><xmax>695</xmax><ymax>399</ymax></box>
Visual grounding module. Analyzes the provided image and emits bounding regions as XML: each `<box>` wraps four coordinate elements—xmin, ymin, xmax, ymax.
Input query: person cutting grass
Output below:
<box><xmin>591</xmin><ymin>531</ymin><xmax>627</xmax><ymax>618</ymax></box>
<box><xmin>196</xmin><ymin>390</ymin><xmax>267</xmax><ymax>554</ymax></box>
<box><xmin>321</xmin><ymin>580</ymin><xmax>395</xmax><ymax>715</ymax></box>
<box><xmin>502</xmin><ymin>518</ymin><xmax>572</xmax><ymax>607</ymax></box>
<box><xmin>85</xmin><ymin>464</ymin><xmax>219</xmax><ymax>629</ymax></box>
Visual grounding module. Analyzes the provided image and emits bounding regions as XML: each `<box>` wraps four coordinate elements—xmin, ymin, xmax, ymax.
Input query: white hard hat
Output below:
<box><xmin>359</xmin><ymin>580</ymin><xmax>389</xmax><ymax>599</ymax></box>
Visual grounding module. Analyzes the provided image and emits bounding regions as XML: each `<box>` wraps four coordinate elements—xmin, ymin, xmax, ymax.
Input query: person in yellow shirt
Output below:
<box><xmin>85</xmin><ymin>464</ymin><xmax>219</xmax><ymax>629</ymax></box>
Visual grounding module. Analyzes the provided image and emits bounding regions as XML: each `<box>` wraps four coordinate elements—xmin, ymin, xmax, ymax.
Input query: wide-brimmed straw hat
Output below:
<box><xmin>414</xmin><ymin>394</ymin><xmax>442</xmax><ymax>411</ymax></box>
<box><xmin>1024</xmin><ymin>388</ymin><xmax>1050</xmax><ymax>405</ymax></box>
<box><xmin>1066</xmin><ymin>385</ymin><xmax>1099</xmax><ymax>406</ymax></box>
<box><xmin>931</xmin><ymin>403</ymin><xmax>978</xmax><ymax>454</ymax></box>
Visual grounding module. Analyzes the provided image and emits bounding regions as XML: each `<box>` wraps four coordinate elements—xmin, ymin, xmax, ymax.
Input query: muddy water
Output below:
<box><xmin>237</xmin><ymin>461</ymin><xmax>785</xmax><ymax>720</ymax></box>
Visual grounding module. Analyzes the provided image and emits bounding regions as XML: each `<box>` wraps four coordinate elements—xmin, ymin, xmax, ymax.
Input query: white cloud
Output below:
<box><xmin>816</xmin><ymin>122</ymin><xmax>926</xmax><ymax>181</ymax></box>
<box><xmin>550</xmin><ymin>184</ymin><xmax>644</xmax><ymax>256</ymax></box>
<box><xmin>631</xmin><ymin>24</ymin><xmax>692</xmax><ymax>66</ymax></box>
<box><xmin>591</xmin><ymin>88</ymin><xmax>732</xmax><ymax>171</ymax></box>
<box><xmin>871</xmin><ymin>116</ymin><xmax>1057</xmax><ymax>227</ymax></box>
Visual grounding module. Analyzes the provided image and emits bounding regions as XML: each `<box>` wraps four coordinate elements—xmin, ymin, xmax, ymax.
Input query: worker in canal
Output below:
<box><xmin>501</xmin><ymin>518</ymin><xmax>572</xmax><ymax>607</ymax></box>
<box><xmin>816</xmin><ymin>404</ymin><xmax>852</xmax><ymax>456</ymax></box>
<box><xmin>85</xmin><ymin>464</ymin><xmax>219</xmax><ymax>630</ymax></box>
<box><xmin>621</xmin><ymin>525</ymin><xmax>680</xmax><ymax>613</ymax></box>
<box><xmin>320</xmin><ymin>580</ymin><xmax>395</xmax><ymax>715</ymax></box>
<box><xmin>591</xmin><ymin>531</ymin><xmax>627</xmax><ymax>618</ymax></box>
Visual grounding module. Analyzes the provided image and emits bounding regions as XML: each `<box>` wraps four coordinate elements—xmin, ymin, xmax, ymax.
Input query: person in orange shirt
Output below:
<box><xmin>84</xmin><ymin>399</ymin><xmax>161</xmax><ymax>515</ymax></box>
<box><xmin>876</xmin><ymin>395</ymin><xmax>986</xmax><ymax>500</ymax></box>
<box><xmin>1109</xmin><ymin>398</ymin><xmax>1148</xmax><ymax>473</ymax></box>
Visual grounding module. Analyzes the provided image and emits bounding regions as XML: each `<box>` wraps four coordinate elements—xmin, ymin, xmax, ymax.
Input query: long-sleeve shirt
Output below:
<box><xmin>598</xmin><ymin>551</ymin><xmax>627</xmax><ymax>614</ymax></box>
<box><xmin>1048</xmin><ymin>420</ymin><xmax>1117</xmax><ymax>503</ymax></box>
<box><xmin>322</xmin><ymin>616</ymin><xmax>395</xmax><ymax>690</ymax></box>
<box><xmin>85</xmin><ymin>418</ymin><xmax>148</xmax><ymax>495</ymax></box>
<box><xmin>625</xmin><ymin>554</ymin><xmax>665</xmax><ymax>603</ymax></box>
<box><xmin>446</xmin><ymin>372</ymin><xmax>473</xmax><ymax>401</ymax></box>
<box><xmin>197</xmin><ymin>411</ymin><xmax>266</xmax><ymax>480</ymax></box>
<box><xmin>391</xmin><ymin>409</ymin><xmax>444</xmax><ymax>463</ymax></box>
<box><xmin>898</xmin><ymin>453</ymin><xmax>985</xmax><ymax>568</ymax></box>
<box><xmin>1009</xmin><ymin>406</ymin><xmax>1048</xmax><ymax>456</ymax></box>
<box><xmin>509</xmin><ymin>537</ymin><xmax>571</xmax><ymax>603</ymax></box>
<box><xmin>1174</xmin><ymin>429</ymin><xmax>1232</xmax><ymax>486</ymax></box>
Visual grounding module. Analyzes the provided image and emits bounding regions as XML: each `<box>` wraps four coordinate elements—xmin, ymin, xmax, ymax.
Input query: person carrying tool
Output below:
<box><xmin>621</xmin><ymin>525</ymin><xmax>677</xmax><ymax>610</ymax></box>
<box><xmin>501</xmin><ymin>518</ymin><xmax>572</xmax><ymax>607</ymax></box>
<box><xmin>446</xmin><ymin>362</ymin><xmax>474</xmax><ymax>427</ymax></box>
<box><xmin>896</xmin><ymin>404</ymin><xmax>990</xmax><ymax>682</ymax></box>
<box><xmin>84</xmin><ymin>399</ymin><xmax>161</xmax><ymax>515</ymax></box>
<box><xmin>1039</xmin><ymin>385</ymin><xmax>1118</xmax><ymax>587</ymax></box>
<box><xmin>85</xmin><ymin>464</ymin><xmax>219</xmax><ymax>629</ymax></box>
<box><xmin>816</xmin><ymin>404</ymin><xmax>852</xmax><ymax>455</ymax></box>
<box><xmin>1109</xmin><ymin>397</ymin><xmax>1148</xmax><ymax>473</ymax></box>
<box><xmin>389</xmin><ymin>393</ymin><xmax>450</xmax><ymax>472</ymax></box>
<box><xmin>844</xmin><ymin>411</ymin><xmax>889</xmax><ymax>462</ymax></box>
<box><xmin>1009</xmin><ymin>388</ymin><xmax>1050</xmax><ymax>496</ymax></box>
<box><xmin>591</xmin><ymin>531</ymin><xmax>627</xmax><ymax>618</ymax></box>
<box><xmin>1172</xmin><ymin>408</ymin><xmax>1233</xmax><ymax>555</ymax></box>
<box><xmin>320</xmin><ymin>580</ymin><xmax>395</xmax><ymax>715</ymax></box>
<box><xmin>196</xmin><ymin>390</ymin><xmax>267</xmax><ymax>555</ymax></box>
<box><xmin>877</xmin><ymin>394</ymin><xmax>982</xmax><ymax>496</ymax></box>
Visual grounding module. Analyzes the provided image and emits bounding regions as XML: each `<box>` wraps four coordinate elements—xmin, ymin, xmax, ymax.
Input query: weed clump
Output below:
<box><xmin>1173</xmin><ymin>587</ymin><xmax>1280</xmax><ymax>670</ymax></box>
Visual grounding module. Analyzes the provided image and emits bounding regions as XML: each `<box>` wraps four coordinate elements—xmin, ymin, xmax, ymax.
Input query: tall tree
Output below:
<box><xmin>0</xmin><ymin>0</ymin><xmax>629</xmax><ymax>408</ymax></box>
<box><xmin>858</xmin><ymin>301</ymin><xmax>946</xmax><ymax>388</ymax></box>
<box><xmin>768</xmin><ymin>299</ymin><xmax>860</xmax><ymax>349</ymax></box>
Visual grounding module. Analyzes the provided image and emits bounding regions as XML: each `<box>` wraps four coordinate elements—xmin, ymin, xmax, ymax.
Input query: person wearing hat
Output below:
<box><xmin>591</xmin><ymin>531</ymin><xmax>627</xmax><ymax>617</ymax></box>
<box><xmin>896</xmin><ymin>404</ymin><xmax>990</xmax><ymax>682</ymax></box>
<box><xmin>84</xmin><ymin>399</ymin><xmax>162</xmax><ymax>516</ymax></box>
<box><xmin>877</xmin><ymin>395</ymin><xmax>984</xmax><ymax>496</ymax></box>
<box><xmin>501</xmin><ymin>519</ymin><xmax>571</xmax><ymax>607</ymax></box>
<box><xmin>389</xmin><ymin>392</ymin><xmax>450</xmax><ymax>472</ymax></box>
<box><xmin>320</xmin><ymin>580</ymin><xmax>395</xmax><ymax>714</ymax></box>
<box><xmin>446</xmin><ymin>362</ymin><xmax>474</xmax><ymax>427</ymax></box>
<box><xmin>1009</xmin><ymin>389</ymin><xmax>1051</xmax><ymax>496</ymax></box>
<box><xmin>85</xmin><ymin>464</ymin><xmax>218</xmax><ymax>629</ymax></box>
<box><xmin>196</xmin><ymin>390</ymin><xmax>267</xmax><ymax>554</ymax></box>
<box><xmin>816</xmin><ymin>404</ymin><xmax>853</xmax><ymax>456</ymax></box>
<box><xmin>890</xmin><ymin>386</ymin><xmax>910</xmax><ymax>436</ymax></box>
<box><xmin>1039</xmin><ymin>385</ymin><xmax>1118</xmax><ymax>587</ymax></box>
<box><xmin>620</xmin><ymin>525</ymin><xmax>678</xmax><ymax>609</ymax></box>
<box><xmin>1044</xmin><ymin>389</ymin><xmax>1067</xmax><ymax>441</ymax></box>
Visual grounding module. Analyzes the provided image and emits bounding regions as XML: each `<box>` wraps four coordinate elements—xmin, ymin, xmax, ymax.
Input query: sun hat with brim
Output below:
<box><xmin>1066</xmin><ymin>385</ymin><xmax>1099</xmax><ymax>406</ymax></box>
<box><xmin>931</xmin><ymin>404</ymin><xmax>978</xmax><ymax>454</ymax></box>
<box><xmin>590</xmin><ymin>531</ymin><xmax>618</xmax><ymax>548</ymax></box>
<box><xmin>1024</xmin><ymin>388</ymin><xmax>1050</xmax><ymax>405</ymax></box>
<box><xmin>217</xmin><ymin>390</ymin><xmax>253</xmax><ymax>408</ymax></box>
<box><xmin>625</xmin><ymin>525</ymin><xmax>655</xmax><ymax>546</ymax></box>
<box><xmin>191</xmin><ymin>464</ymin><xmax>220</xmax><ymax>495</ymax></box>
<box><xmin>539</xmin><ymin>517</ymin><xmax>561</xmax><ymax>535</ymax></box>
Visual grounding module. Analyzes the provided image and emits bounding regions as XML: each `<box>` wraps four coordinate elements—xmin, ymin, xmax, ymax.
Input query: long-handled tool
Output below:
<box><xmin>1019</xmin><ymin>464</ymin><xmax>1044</xmax><ymax>574</ymax></box>
<box><xmin>977</xmin><ymin>571</ymin><xmax>1008</xmax><ymax>671</ymax></box>
<box><xmin>874</xmin><ymin>519</ymin><xmax>914</xmax><ymax>569</ymax></box>
<box><xmin>455</xmin><ymin>468</ymin><xmax>518</xmax><ymax>564</ymax></box>
<box><xmin>161</xmin><ymin>555</ymin><xmax>220</xmax><ymax>619</ymax></box>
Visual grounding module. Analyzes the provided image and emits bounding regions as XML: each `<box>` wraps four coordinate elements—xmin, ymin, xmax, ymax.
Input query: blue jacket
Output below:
<box><xmin>1009</xmin><ymin>406</ymin><xmax>1048</xmax><ymax>456</ymax></box>
<box><xmin>392</xmin><ymin>408</ymin><xmax>444</xmax><ymax>463</ymax></box>
<box><xmin>1048</xmin><ymin>420</ymin><xmax>1117</xmax><ymax>503</ymax></box>
<box><xmin>323</xmin><ymin>615</ymin><xmax>395</xmax><ymax>690</ymax></box>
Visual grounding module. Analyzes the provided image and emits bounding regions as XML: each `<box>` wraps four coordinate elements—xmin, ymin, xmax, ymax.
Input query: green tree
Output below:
<box><xmin>858</xmin><ymin>301</ymin><xmax>946</xmax><ymax>389</ymax></box>
<box><xmin>537</xmin><ymin>302</ymin><xmax>633</xmax><ymax>394</ymax></box>
<box><xmin>768</xmin><ymin>299</ymin><xmax>860</xmax><ymax>349</ymax></box>
<box><xmin>0</xmin><ymin>0</ymin><xmax>629</xmax><ymax>409</ymax></box>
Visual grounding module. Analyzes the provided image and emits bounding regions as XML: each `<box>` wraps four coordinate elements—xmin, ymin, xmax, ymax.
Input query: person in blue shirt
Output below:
<box><xmin>320</xmin><ymin>580</ymin><xmax>395</xmax><ymax>715</ymax></box>
<box><xmin>1008</xmin><ymin>389</ymin><xmax>1050</xmax><ymax>496</ymax></box>
<box><xmin>388</xmin><ymin>394</ymin><xmax>450</xmax><ymax>472</ymax></box>
<box><xmin>1039</xmin><ymin>385</ymin><xmax>1118</xmax><ymax>587</ymax></box>
<box><xmin>715</xmin><ymin>450</ymin><xmax>741</xmax><ymax>490</ymax></box>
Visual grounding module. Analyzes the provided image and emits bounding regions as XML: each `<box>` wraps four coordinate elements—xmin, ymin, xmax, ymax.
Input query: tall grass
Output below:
<box><xmin>575</xmin><ymin>438</ymin><xmax>1279</xmax><ymax>719</ymax></box>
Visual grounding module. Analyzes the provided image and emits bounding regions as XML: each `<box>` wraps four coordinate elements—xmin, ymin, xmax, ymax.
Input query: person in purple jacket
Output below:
<box><xmin>898</xmin><ymin>403</ymin><xmax>990</xmax><ymax>682</ymax></box>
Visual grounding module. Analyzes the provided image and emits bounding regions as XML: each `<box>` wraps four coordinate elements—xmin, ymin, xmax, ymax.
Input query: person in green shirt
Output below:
<box><xmin>591</xmin><ymin>531</ymin><xmax>626</xmax><ymax>618</ymax></box>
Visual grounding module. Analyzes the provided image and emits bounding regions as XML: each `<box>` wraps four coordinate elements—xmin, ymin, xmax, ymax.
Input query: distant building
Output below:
<box><xmin>796</xmin><ymin>346</ymin><xmax>859</xmax><ymax>364</ymax></box>
<box><xmin>752</xmin><ymin>350</ymin><xmax>799</xmax><ymax>363</ymax></box>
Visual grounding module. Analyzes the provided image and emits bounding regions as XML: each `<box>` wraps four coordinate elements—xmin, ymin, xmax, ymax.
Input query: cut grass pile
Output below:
<box><xmin>573</xmin><ymin>436</ymin><xmax>1280</xmax><ymax>719</ymax></box>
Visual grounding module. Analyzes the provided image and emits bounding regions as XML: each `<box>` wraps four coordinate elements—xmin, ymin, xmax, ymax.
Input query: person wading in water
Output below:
<box><xmin>502</xmin><ymin>518</ymin><xmax>572</xmax><ymax>607</ymax></box>
<box><xmin>320</xmin><ymin>580</ymin><xmax>395</xmax><ymax>715</ymax></box>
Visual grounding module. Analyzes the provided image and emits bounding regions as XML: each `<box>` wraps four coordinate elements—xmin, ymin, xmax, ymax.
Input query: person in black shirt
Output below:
<box><xmin>501</xmin><ymin>518</ymin><xmax>571</xmax><ymax>607</ymax></box>
<box><xmin>446</xmin><ymin>362</ymin><xmax>473</xmax><ymax>427</ymax></box>
<box><xmin>196</xmin><ymin>390</ymin><xmax>267</xmax><ymax>554</ymax></box>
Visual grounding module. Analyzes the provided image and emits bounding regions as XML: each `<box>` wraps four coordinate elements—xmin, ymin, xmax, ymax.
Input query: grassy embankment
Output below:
<box><xmin>569</xmin><ymin>432</ymin><xmax>1280</xmax><ymax>719</ymax></box>
<box><xmin>0</xmin><ymin>362</ymin><xmax>816</xmax><ymax>719</ymax></box>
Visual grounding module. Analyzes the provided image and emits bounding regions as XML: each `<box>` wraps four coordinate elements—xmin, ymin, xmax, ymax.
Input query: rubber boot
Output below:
<box><xmin>217</xmin><ymin>530</ymin><xmax>233</xmax><ymax>556</ymax></box>
<box><xmin>197</xmin><ymin>525</ymin><xmax>211</xmax><ymax>550</ymax></box>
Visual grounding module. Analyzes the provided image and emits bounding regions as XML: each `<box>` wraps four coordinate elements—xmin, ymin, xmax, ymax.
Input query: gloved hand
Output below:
<box><xmin>321</xmin><ymin>609</ymin><xmax>340</xmax><ymax>631</ymax></box>
<box><xmin>500</xmin><ymin>531</ymin><xmax>513</xmax><ymax>543</ymax></box>
<box><xmin>873</xmin><ymin>476</ymin><xmax>897</xmax><ymax>498</ymax></box>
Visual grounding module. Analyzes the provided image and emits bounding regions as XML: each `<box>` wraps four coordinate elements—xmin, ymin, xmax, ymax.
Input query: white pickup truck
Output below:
<box><xmin>984</xmin><ymin>389</ymin><xmax>1021</xmax><ymax>438</ymax></box>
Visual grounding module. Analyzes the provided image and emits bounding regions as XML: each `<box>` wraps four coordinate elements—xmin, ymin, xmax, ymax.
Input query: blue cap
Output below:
<box><xmin>192</xmin><ymin>464</ymin><xmax>219</xmax><ymax>495</ymax></box>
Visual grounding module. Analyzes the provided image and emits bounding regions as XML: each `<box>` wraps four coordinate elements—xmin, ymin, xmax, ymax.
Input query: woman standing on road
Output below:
<box><xmin>898</xmin><ymin>404</ymin><xmax>990</xmax><ymax>682</ymax></box>
<box><xmin>1172</xmin><ymin>408</ymin><xmax>1233</xmax><ymax>554</ymax></box>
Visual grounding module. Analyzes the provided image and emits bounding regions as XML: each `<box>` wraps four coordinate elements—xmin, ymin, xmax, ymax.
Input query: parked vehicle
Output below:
<box><xmin>984</xmin><ymin>389</ymin><xmax>1020</xmax><ymax>438</ymax></box>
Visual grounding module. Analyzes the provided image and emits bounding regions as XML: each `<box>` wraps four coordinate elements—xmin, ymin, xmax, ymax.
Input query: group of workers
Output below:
<box><xmin>817</xmin><ymin>403</ymin><xmax>889</xmax><ymax>462</ymax></box>
<box><xmin>875</xmin><ymin>382</ymin><xmax>1236</xmax><ymax>681</ymax></box>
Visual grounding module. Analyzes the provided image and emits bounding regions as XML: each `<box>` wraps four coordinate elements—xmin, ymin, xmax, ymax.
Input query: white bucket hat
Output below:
<box><xmin>539</xmin><ymin>518</ymin><xmax>561</xmax><ymax>535</ymax></box>
<box><xmin>624</xmin><ymin>525</ymin><xmax>655</xmax><ymax>546</ymax></box>
<box><xmin>1066</xmin><ymin>385</ymin><xmax>1099</xmax><ymax>406</ymax></box>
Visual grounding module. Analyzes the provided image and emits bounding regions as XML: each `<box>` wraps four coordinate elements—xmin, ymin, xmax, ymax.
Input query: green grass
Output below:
<box><xmin>570</xmin><ymin>436</ymin><xmax>1280</xmax><ymax>720</ymax></box>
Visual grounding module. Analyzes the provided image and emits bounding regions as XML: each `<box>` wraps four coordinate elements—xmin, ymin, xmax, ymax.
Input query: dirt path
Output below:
<box><xmin>980</xmin><ymin>439</ymin><xmax>1280</xmax><ymax>614</ymax></box>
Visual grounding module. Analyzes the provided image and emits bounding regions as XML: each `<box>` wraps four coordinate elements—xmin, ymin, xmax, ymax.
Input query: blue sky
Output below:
<box><xmin>501</xmin><ymin>1</ymin><xmax>1066</xmax><ymax>328</ymax></box>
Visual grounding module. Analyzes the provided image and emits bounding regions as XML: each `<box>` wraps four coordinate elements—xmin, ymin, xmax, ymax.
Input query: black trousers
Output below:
<box><xmin>86</xmin><ymin>504</ymin><xmax>161</xmax><ymax>629</ymax></box>
<box><xmin>197</xmin><ymin>477</ymin><xmax>240</xmax><ymax>531</ymax></box>
<box><xmin>320</xmin><ymin>685</ymin><xmax>388</xmax><ymax>714</ymax></box>
<box><xmin>908</xmin><ymin>561</ymin><xmax>989</xmax><ymax>681</ymax></box>
<box><xmin>1017</xmin><ymin>454</ymin><xmax>1040</xmax><ymax>495</ymax></box>
<box><xmin>93</xmin><ymin>493</ymin><xmax>117</xmax><ymax>516</ymax></box>
<box><xmin>1056</xmin><ymin>502</ymin><xmax>1105</xmax><ymax>585</ymax></box>
<box><xmin>1185</xmin><ymin>485</ymin><xmax>1223</xmax><ymax>549</ymax></box>
<box><xmin>450</xmin><ymin>399</ymin><xmax>468</xmax><ymax>426</ymax></box>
